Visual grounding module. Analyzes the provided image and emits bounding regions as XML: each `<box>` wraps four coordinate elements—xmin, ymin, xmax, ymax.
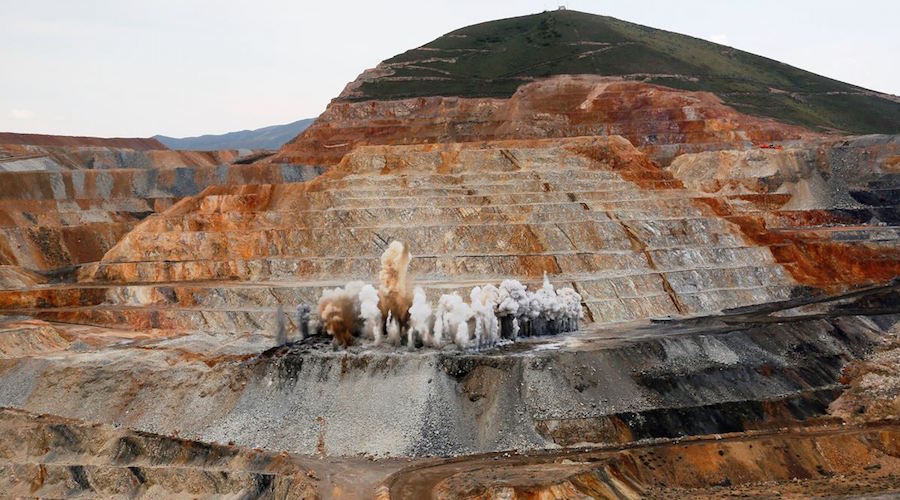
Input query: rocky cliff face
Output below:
<box><xmin>0</xmin><ymin>135</ymin><xmax>321</xmax><ymax>273</ymax></box>
<box><xmin>25</xmin><ymin>132</ymin><xmax>884</xmax><ymax>338</ymax></box>
<box><xmin>0</xmin><ymin>408</ymin><xmax>322</xmax><ymax>498</ymax></box>
<box><xmin>277</xmin><ymin>75</ymin><xmax>813</xmax><ymax>166</ymax></box>
<box><xmin>25</xmin><ymin>136</ymin><xmax>794</xmax><ymax>335</ymax></box>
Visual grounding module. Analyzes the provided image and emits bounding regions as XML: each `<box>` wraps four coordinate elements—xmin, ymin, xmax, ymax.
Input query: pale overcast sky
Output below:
<box><xmin>1</xmin><ymin>0</ymin><xmax>897</xmax><ymax>138</ymax></box>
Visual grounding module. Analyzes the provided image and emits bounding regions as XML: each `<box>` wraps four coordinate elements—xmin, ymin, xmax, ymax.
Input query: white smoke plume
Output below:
<box><xmin>358</xmin><ymin>284</ymin><xmax>383</xmax><ymax>344</ymax></box>
<box><xmin>455</xmin><ymin>321</ymin><xmax>470</xmax><ymax>350</ymax></box>
<box><xmin>470</xmin><ymin>285</ymin><xmax>500</xmax><ymax>348</ymax></box>
<box><xmin>497</xmin><ymin>279</ymin><xmax>527</xmax><ymax>317</ymax></box>
<box><xmin>434</xmin><ymin>292</ymin><xmax>473</xmax><ymax>349</ymax></box>
<box><xmin>432</xmin><ymin>298</ymin><xmax>445</xmax><ymax>346</ymax></box>
<box><xmin>498</xmin><ymin>279</ymin><xmax>529</xmax><ymax>339</ymax></box>
<box><xmin>534</xmin><ymin>273</ymin><xmax>563</xmax><ymax>321</ymax></box>
<box><xmin>312</xmin><ymin>242</ymin><xmax>583</xmax><ymax>350</ymax></box>
<box><xmin>408</xmin><ymin>286</ymin><xmax>433</xmax><ymax>348</ymax></box>
<box><xmin>525</xmin><ymin>290</ymin><xmax>541</xmax><ymax>320</ymax></box>
<box><xmin>385</xmin><ymin>311</ymin><xmax>402</xmax><ymax>346</ymax></box>
<box><xmin>557</xmin><ymin>286</ymin><xmax>584</xmax><ymax>331</ymax></box>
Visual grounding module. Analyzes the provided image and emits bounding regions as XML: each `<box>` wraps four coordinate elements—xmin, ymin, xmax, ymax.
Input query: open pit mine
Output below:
<box><xmin>1</xmin><ymin>9</ymin><xmax>900</xmax><ymax>499</ymax></box>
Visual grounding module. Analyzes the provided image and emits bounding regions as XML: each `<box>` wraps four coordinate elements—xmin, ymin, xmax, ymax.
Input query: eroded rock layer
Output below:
<box><xmin>0</xmin><ymin>133</ymin><xmax>323</xmax><ymax>274</ymax></box>
<box><xmin>0</xmin><ymin>408</ymin><xmax>319</xmax><ymax>498</ymax></box>
<box><xmin>1</xmin><ymin>131</ymin><xmax>887</xmax><ymax>337</ymax></box>
<box><xmin>668</xmin><ymin>134</ymin><xmax>900</xmax><ymax>289</ymax></box>
<box><xmin>0</xmin><ymin>147</ymin><xmax>321</xmax><ymax>272</ymax></box>
<box><xmin>276</xmin><ymin>75</ymin><xmax>812</xmax><ymax>166</ymax></box>
<box><xmin>0</xmin><ymin>136</ymin><xmax>804</xmax><ymax>334</ymax></box>
<box><xmin>0</xmin><ymin>142</ymin><xmax>244</xmax><ymax>172</ymax></box>
<box><xmin>386</xmin><ymin>421</ymin><xmax>900</xmax><ymax>499</ymax></box>
<box><xmin>0</xmin><ymin>132</ymin><xmax>166</xmax><ymax>150</ymax></box>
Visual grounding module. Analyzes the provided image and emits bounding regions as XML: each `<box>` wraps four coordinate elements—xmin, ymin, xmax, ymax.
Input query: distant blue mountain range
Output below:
<box><xmin>154</xmin><ymin>118</ymin><xmax>314</xmax><ymax>151</ymax></box>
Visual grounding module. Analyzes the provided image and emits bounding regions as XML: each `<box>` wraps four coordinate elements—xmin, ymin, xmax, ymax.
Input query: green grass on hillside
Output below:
<box><xmin>349</xmin><ymin>10</ymin><xmax>900</xmax><ymax>135</ymax></box>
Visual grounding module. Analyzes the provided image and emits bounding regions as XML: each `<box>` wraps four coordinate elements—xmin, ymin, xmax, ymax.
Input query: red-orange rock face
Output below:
<box><xmin>0</xmin><ymin>132</ymin><xmax>166</xmax><ymax>150</ymax></box>
<box><xmin>276</xmin><ymin>75</ymin><xmax>814</xmax><ymax>166</ymax></box>
<box><xmin>0</xmin><ymin>136</ymin><xmax>321</xmax><ymax>272</ymax></box>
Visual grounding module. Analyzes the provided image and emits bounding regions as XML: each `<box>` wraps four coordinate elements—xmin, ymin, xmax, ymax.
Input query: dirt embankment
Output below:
<box><xmin>384</xmin><ymin>421</ymin><xmax>900</xmax><ymax>499</ymax></box>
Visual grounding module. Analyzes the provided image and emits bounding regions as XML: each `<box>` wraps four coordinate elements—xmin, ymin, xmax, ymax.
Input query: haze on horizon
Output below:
<box><xmin>2</xmin><ymin>0</ymin><xmax>897</xmax><ymax>139</ymax></box>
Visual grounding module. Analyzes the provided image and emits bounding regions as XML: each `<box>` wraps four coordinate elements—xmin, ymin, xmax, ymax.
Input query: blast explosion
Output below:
<box><xmin>378</xmin><ymin>241</ymin><xmax>412</xmax><ymax>326</ymax></box>
<box><xmin>309</xmin><ymin>242</ymin><xmax>583</xmax><ymax>349</ymax></box>
<box><xmin>316</xmin><ymin>280</ymin><xmax>365</xmax><ymax>347</ymax></box>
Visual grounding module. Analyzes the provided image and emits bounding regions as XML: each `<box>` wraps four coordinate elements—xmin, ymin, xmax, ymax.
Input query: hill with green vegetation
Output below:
<box><xmin>346</xmin><ymin>10</ymin><xmax>900</xmax><ymax>135</ymax></box>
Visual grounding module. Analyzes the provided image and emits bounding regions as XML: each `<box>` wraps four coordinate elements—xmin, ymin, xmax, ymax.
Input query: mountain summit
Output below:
<box><xmin>339</xmin><ymin>10</ymin><xmax>899</xmax><ymax>134</ymax></box>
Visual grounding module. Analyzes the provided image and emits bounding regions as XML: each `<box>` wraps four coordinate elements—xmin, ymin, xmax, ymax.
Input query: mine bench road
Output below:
<box><xmin>383</xmin><ymin>419</ymin><xmax>900</xmax><ymax>499</ymax></box>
